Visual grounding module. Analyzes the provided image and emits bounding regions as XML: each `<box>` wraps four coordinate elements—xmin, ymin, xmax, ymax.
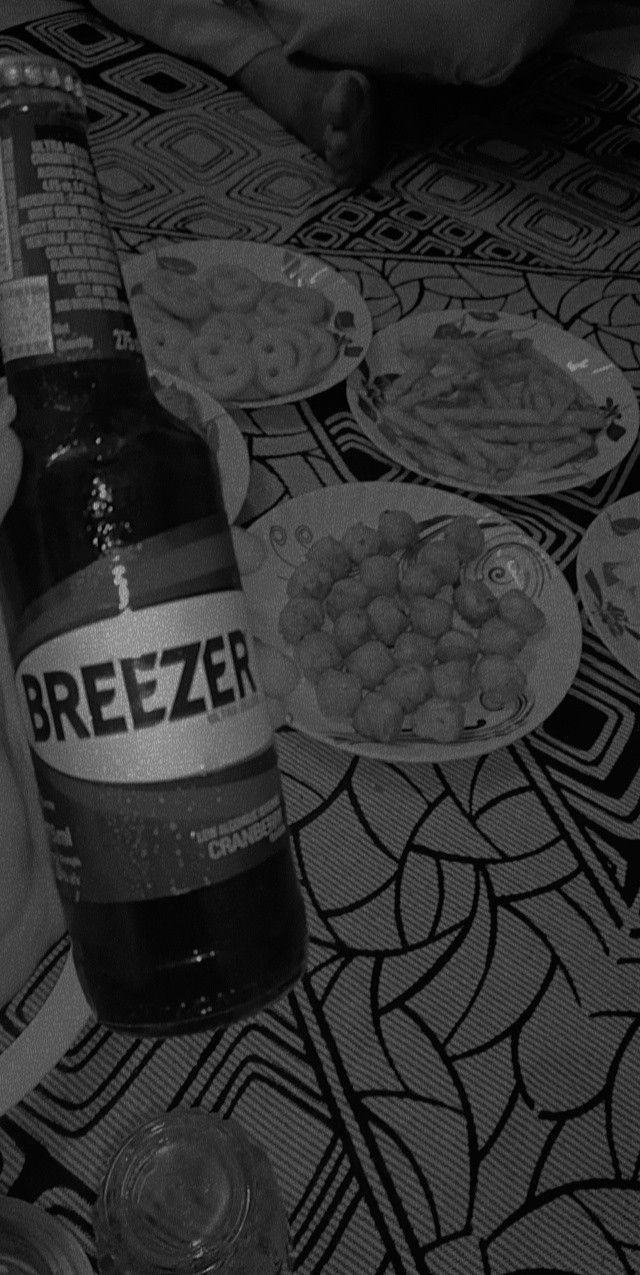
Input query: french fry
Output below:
<box><xmin>373</xmin><ymin>327</ymin><xmax>608</xmax><ymax>486</ymax></box>
<box><xmin>385</xmin><ymin>361</ymin><xmax>424</xmax><ymax>402</ymax></box>
<box><xmin>527</xmin><ymin>434</ymin><xmax>591</xmax><ymax>470</ymax></box>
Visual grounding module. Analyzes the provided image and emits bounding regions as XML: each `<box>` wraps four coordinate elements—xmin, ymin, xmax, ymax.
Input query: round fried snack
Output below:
<box><xmin>307</xmin><ymin>325</ymin><xmax>337</xmax><ymax>372</ymax></box>
<box><xmin>144</xmin><ymin>266</ymin><xmax>212</xmax><ymax>323</ymax></box>
<box><xmin>252</xmin><ymin>327</ymin><xmax>312</xmax><ymax>396</ymax></box>
<box><xmin>131</xmin><ymin>294</ymin><xmax>191</xmax><ymax>372</ymax></box>
<box><xmin>204</xmin><ymin>264</ymin><xmax>264</xmax><ymax>312</ymax></box>
<box><xmin>182</xmin><ymin>336</ymin><xmax>254</xmax><ymax>400</ymax></box>
<box><xmin>258</xmin><ymin>281</ymin><xmax>329</xmax><ymax>328</ymax></box>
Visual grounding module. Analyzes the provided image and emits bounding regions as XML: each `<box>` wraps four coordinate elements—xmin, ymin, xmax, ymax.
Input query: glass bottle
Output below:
<box><xmin>0</xmin><ymin>54</ymin><xmax>307</xmax><ymax>1035</ymax></box>
<box><xmin>93</xmin><ymin>1109</ymin><xmax>291</xmax><ymax>1274</ymax></box>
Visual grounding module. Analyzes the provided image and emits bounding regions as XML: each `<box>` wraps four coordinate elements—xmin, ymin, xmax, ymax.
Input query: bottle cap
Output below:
<box><xmin>0</xmin><ymin>54</ymin><xmax>84</xmax><ymax>101</ymax></box>
<box><xmin>0</xmin><ymin>1197</ymin><xmax>93</xmax><ymax>1275</ymax></box>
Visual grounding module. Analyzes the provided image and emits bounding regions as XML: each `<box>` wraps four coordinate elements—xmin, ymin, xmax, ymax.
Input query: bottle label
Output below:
<box><xmin>0</xmin><ymin>94</ymin><xmax>139</xmax><ymax>369</ymax></box>
<box><xmin>17</xmin><ymin>592</ymin><xmax>272</xmax><ymax>783</ymax></box>
<box><xmin>11</xmin><ymin>523</ymin><xmax>287</xmax><ymax>904</ymax></box>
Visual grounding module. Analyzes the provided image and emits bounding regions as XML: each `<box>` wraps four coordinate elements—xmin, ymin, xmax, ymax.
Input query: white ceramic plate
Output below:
<box><xmin>121</xmin><ymin>240</ymin><xmax>372</xmax><ymax>407</ymax></box>
<box><xmin>577</xmin><ymin>492</ymin><xmax>640</xmax><ymax>679</ymax></box>
<box><xmin>0</xmin><ymin>951</ymin><xmax>90</xmax><ymax>1115</ymax></box>
<box><xmin>242</xmin><ymin>482</ymin><xmax>583</xmax><ymax>763</ymax></box>
<box><xmin>346</xmin><ymin>310</ymin><xmax>638</xmax><ymax>495</ymax></box>
<box><xmin>149</xmin><ymin>368</ymin><xmax>250</xmax><ymax>523</ymax></box>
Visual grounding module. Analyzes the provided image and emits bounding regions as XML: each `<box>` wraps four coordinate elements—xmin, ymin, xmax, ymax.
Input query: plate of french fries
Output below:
<box><xmin>240</xmin><ymin>482</ymin><xmax>583</xmax><ymax>763</ymax></box>
<box><xmin>346</xmin><ymin>309</ymin><xmax>638</xmax><ymax>494</ymax></box>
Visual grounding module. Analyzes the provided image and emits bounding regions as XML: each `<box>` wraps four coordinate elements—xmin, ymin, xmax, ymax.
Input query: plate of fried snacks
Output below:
<box><xmin>241</xmin><ymin>482</ymin><xmax>582</xmax><ymax>762</ymax></box>
<box><xmin>346</xmin><ymin>309</ymin><xmax>638</xmax><ymax>494</ymax></box>
<box><xmin>121</xmin><ymin>240</ymin><xmax>372</xmax><ymax>407</ymax></box>
<box><xmin>577</xmin><ymin>492</ymin><xmax>640</xmax><ymax>680</ymax></box>
<box><xmin>149</xmin><ymin>368</ymin><xmax>250</xmax><ymax>522</ymax></box>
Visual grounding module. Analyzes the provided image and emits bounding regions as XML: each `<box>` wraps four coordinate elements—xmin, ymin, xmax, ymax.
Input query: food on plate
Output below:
<box><xmin>325</xmin><ymin>577</ymin><xmax>371</xmax><ymax>620</ymax></box>
<box><xmin>341</xmin><ymin>521</ymin><xmax>382</xmax><ymax>563</ymax></box>
<box><xmin>130</xmin><ymin>263</ymin><xmax>341</xmax><ymax>402</ymax></box>
<box><xmin>374</xmin><ymin>328</ymin><xmax>607</xmax><ymax>485</ymax></box>
<box><xmin>413</xmin><ymin>698</ymin><xmax>466</xmax><ymax>743</ymax></box>
<box><xmin>475</xmin><ymin>654</ymin><xmax>527</xmax><ymax>710</ymax></box>
<box><xmin>353</xmin><ymin>691</ymin><xmax>404</xmax><ymax>744</ymax></box>
<box><xmin>345</xmin><ymin>639</ymin><xmax>395</xmax><ymax>688</ymax></box>
<box><xmin>306</xmin><ymin>535</ymin><xmax>352</xmax><ymax>579</ymax></box>
<box><xmin>367</xmin><ymin>594</ymin><xmax>407</xmax><ymax>644</ymax></box>
<box><xmin>333</xmin><ymin>608</ymin><xmax>371</xmax><ymax>656</ymax></box>
<box><xmin>316</xmin><ymin>668</ymin><xmax>363</xmax><ymax>719</ymax></box>
<box><xmin>294</xmin><ymin>631</ymin><xmax>342</xmax><ymax>683</ymax></box>
<box><xmin>286</xmin><ymin>560</ymin><xmax>333</xmax><ymax>600</ymax></box>
<box><xmin>359</xmin><ymin>554</ymin><xmax>398</xmax><ymax>597</ymax></box>
<box><xmin>477</xmin><ymin>616</ymin><xmax>525</xmax><ymax>657</ymax></box>
<box><xmin>497</xmin><ymin>589</ymin><xmax>546</xmax><ymax>636</ymax></box>
<box><xmin>277</xmin><ymin>509</ymin><xmax>547</xmax><ymax>744</ymax></box>
<box><xmin>278</xmin><ymin>596</ymin><xmax>324</xmax><ymax>644</ymax></box>
<box><xmin>382</xmin><ymin>662</ymin><xmax>433</xmax><ymax>712</ymax></box>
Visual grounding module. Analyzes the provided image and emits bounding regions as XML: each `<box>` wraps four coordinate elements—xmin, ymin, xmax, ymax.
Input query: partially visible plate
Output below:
<box><xmin>121</xmin><ymin>240</ymin><xmax>372</xmax><ymax>407</ymax></box>
<box><xmin>149</xmin><ymin>367</ymin><xmax>250</xmax><ymax>523</ymax></box>
<box><xmin>577</xmin><ymin>492</ymin><xmax>640</xmax><ymax>679</ymax></box>
<box><xmin>242</xmin><ymin>482</ymin><xmax>583</xmax><ymax>763</ymax></box>
<box><xmin>346</xmin><ymin>309</ymin><xmax>638</xmax><ymax>495</ymax></box>
<box><xmin>0</xmin><ymin>950</ymin><xmax>90</xmax><ymax>1115</ymax></box>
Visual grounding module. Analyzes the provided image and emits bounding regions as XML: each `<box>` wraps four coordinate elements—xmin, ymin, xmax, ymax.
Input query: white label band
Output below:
<box><xmin>16</xmin><ymin>591</ymin><xmax>273</xmax><ymax>784</ymax></box>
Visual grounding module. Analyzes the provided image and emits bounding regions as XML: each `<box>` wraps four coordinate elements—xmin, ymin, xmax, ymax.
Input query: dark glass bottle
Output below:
<box><xmin>0</xmin><ymin>54</ymin><xmax>307</xmax><ymax>1035</ymax></box>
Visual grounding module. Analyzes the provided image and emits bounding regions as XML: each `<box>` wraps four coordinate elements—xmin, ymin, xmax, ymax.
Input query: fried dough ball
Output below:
<box><xmin>445</xmin><ymin>515</ymin><xmax>486</xmax><ymax>562</ymax></box>
<box><xmin>346</xmin><ymin>640</ymin><xmax>395</xmax><ymax>689</ymax></box>
<box><xmin>377</xmin><ymin>509</ymin><xmax>420</xmax><ymax>553</ymax></box>
<box><xmin>315</xmin><ymin>668</ymin><xmax>363</xmax><ymax>719</ymax></box>
<box><xmin>477</xmin><ymin>617</ymin><xmax>525</xmax><ymax>657</ymax></box>
<box><xmin>399</xmin><ymin>561</ymin><xmax>440</xmax><ymax>599</ymax></box>
<box><xmin>497</xmin><ymin>590</ymin><xmax>545</xmax><ymax>636</ymax></box>
<box><xmin>435</xmin><ymin>629</ymin><xmax>479</xmax><ymax>662</ymax></box>
<box><xmin>453</xmin><ymin>580</ymin><xmax>498</xmax><ymax>625</ymax></box>
<box><xmin>353</xmin><ymin>691</ymin><xmax>404</xmax><ymax>743</ymax></box>
<box><xmin>294</xmin><ymin>631</ymin><xmax>341</xmax><ymax>683</ymax></box>
<box><xmin>278</xmin><ymin>596</ymin><xmax>324</xmax><ymax>644</ymax></box>
<box><xmin>255</xmin><ymin>640</ymin><xmax>300</xmax><ymax>701</ymax></box>
<box><xmin>367</xmin><ymin>595</ymin><xmax>408</xmax><ymax>645</ymax></box>
<box><xmin>341</xmin><ymin>521</ymin><xmax>381</xmax><ymax>564</ymax></box>
<box><xmin>332</xmin><ymin>608</ymin><xmax>371</xmax><ymax>657</ymax></box>
<box><xmin>415</xmin><ymin>539</ymin><xmax>461</xmax><ymax>585</ymax></box>
<box><xmin>413</xmin><ymin>698</ymin><xmax>465</xmax><ymax>743</ymax></box>
<box><xmin>325</xmin><ymin>577</ymin><xmax>371</xmax><ymax>621</ymax></box>
<box><xmin>286</xmin><ymin>560</ymin><xmax>333</xmax><ymax>600</ymax></box>
<box><xmin>306</xmin><ymin>535</ymin><xmax>352</xmax><ymax>581</ymax></box>
<box><xmin>432</xmin><ymin>659</ymin><xmax>476</xmax><ymax>702</ymax></box>
<box><xmin>382</xmin><ymin>662</ymin><xmax>433</xmax><ymax>713</ymax></box>
<box><xmin>359</xmin><ymin>554</ymin><xmax>398</xmax><ymax>597</ymax></box>
<box><xmin>476</xmin><ymin>654</ymin><xmax>526</xmax><ymax>708</ymax></box>
<box><xmin>408</xmin><ymin>595</ymin><xmax>453</xmax><ymax>639</ymax></box>
<box><xmin>392</xmin><ymin>631</ymin><xmax>437</xmax><ymax>667</ymax></box>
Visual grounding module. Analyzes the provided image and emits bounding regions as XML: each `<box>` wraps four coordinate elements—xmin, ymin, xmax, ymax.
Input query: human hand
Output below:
<box><xmin>0</xmin><ymin>388</ymin><xmax>65</xmax><ymax>1007</ymax></box>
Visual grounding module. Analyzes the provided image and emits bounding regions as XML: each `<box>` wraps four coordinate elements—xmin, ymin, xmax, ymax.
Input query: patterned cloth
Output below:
<box><xmin>0</xmin><ymin>4</ymin><xmax>639</xmax><ymax>1273</ymax></box>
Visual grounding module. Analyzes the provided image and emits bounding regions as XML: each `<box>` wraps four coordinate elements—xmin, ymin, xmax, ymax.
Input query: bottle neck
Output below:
<box><xmin>0</xmin><ymin>82</ymin><xmax>141</xmax><ymax>383</ymax></box>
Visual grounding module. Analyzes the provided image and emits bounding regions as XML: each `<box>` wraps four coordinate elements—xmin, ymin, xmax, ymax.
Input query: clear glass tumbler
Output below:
<box><xmin>0</xmin><ymin>1196</ymin><xmax>93</xmax><ymax>1275</ymax></box>
<box><xmin>93</xmin><ymin>1109</ymin><xmax>291</xmax><ymax>1274</ymax></box>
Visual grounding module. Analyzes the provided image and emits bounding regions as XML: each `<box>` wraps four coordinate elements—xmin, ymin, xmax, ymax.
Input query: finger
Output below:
<box><xmin>0</xmin><ymin>425</ymin><xmax>22</xmax><ymax>521</ymax></box>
